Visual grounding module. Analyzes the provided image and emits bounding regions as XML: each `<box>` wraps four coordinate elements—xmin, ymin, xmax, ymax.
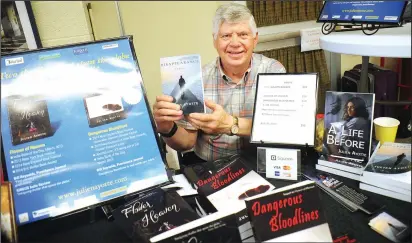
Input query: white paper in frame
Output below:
<box><xmin>250</xmin><ymin>73</ymin><xmax>318</xmax><ymax>146</ymax></box>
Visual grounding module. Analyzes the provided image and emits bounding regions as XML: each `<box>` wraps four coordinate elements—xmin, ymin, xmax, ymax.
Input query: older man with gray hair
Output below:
<box><xmin>153</xmin><ymin>3</ymin><xmax>286</xmax><ymax>163</ymax></box>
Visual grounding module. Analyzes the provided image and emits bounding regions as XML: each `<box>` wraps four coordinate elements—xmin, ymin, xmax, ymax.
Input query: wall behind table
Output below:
<box><xmin>340</xmin><ymin>54</ymin><xmax>380</xmax><ymax>75</ymax></box>
<box><xmin>88</xmin><ymin>2</ymin><xmax>121</xmax><ymax>41</ymax></box>
<box><xmin>31</xmin><ymin>1</ymin><xmax>94</xmax><ymax>47</ymax></box>
<box><xmin>31</xmin><ymin>1</ymin><xmax>219</xmax><ymax>107</ymax></box>
<box><xmin>118</xmin><ymin>1</ymin><xmax>219</xmax><ymax>106</ymax></box>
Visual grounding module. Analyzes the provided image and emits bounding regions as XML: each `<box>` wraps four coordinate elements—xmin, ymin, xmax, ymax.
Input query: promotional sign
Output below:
<box><xmin>0</xmin><ymin>37</ymin><xmax>170</xmax><ymax>225</ymax></box>
<box><xmin>250</xmin><ymin>73</ymin><xmax>318</xmax><ymax>146</ymax></box>
<box><xmin>261</xmin><ymin>148</ymin><xmax>300</xmax><ymax>181</ymax></box>
<box><xmin>318</xmin><ymin>1</ymin><xmax>407</xmax><ymax>24</ymax></box>
<box><xmin>300</xmin><ymin>27</ymin><xmax>322</xmax><ymax>52</ymax></box>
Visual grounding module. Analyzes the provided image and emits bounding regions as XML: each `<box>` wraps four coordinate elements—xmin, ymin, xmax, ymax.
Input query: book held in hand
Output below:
<box><xmin>319</xmin><ymin>91</ymin><xmax>375</xmax><ymax>175</ymax></box>
<box><xmin>160</xmin><ymin>54</ymin><xmax>205</xmax><ymax>115</ymax></box>
<box><xmin>112</xmin><ymin>188</ymin><xmax>199</xmax><ymax>243</ymax></box>
<box><xmin>245</xmin><ymin>180</ymin><xmax>333</xmax><ymax>242</ymax></box>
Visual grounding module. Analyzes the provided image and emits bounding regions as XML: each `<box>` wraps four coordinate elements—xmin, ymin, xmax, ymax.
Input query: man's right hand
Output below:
<box><xmin>153</xmin><ymin>95</ymin><xmax>183</xmax><ymax>133</ymax></box>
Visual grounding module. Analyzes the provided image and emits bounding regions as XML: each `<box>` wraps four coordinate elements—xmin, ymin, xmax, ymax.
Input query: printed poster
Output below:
<box><xmin>0</xmin><ymin>37</ymin><xmax>170</xmax><ymax>225</ymax></box>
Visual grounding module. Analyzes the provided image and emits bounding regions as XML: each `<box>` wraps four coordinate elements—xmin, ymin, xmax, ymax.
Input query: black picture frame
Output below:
<box><xmin>250</xmin><ymin>73</ymin><xmax>319</xmax><ymax>147</ymax></box>
<box><xmin>1</xmin><ymin>1</ymin><xmax>42</xmax><ymax>55</ymax></box>
<box><xmin>316</xmin><ymin>1</ymin><xmax>408</xmax><ymax>26</ymax></box>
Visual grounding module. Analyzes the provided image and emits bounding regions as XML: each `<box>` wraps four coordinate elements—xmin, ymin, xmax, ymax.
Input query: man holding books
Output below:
<box><xmin>153</xmin><ymin>3</ymin><xmax>286</xmax><ymax>163</ymax></box>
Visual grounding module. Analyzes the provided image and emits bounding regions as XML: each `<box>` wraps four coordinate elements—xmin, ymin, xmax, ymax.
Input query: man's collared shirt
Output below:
<box><xmin>177</xmin><ymin>53</ymin><xmax>286</xmax><ymax>162</ymax></box>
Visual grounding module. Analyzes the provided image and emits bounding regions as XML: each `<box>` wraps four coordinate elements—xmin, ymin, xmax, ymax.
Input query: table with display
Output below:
<box><xmin>17</xmin><ymin>151</ymin><xmax>411</xmax><ymax>243</ymax></box>
<box><xmin>14</xmin><ymin>66</ymin><xmax>411</xmax><ymax>243</ymax></box>
<box><xmin>1</xmin><ymin>36</ymin><xmax>409</xmax><ymax>243</ymax></box>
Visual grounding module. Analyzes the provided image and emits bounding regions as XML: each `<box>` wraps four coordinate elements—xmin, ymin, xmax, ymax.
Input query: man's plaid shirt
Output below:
<box><xmin>178</xmin><ymin>53</ymin><xmax>286</xmax><ymax>162</ymax></box>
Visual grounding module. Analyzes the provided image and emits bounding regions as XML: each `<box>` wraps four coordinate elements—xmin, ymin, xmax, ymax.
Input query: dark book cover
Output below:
<box><xmin>112</xmin><ymin>188</ymin><xmax>199</xmax><ymax>243</ymax></box>
<box><xmin>160</xmin><ymin>54</ymin><xmax>205</xmax><ymax>115</ymax></box>
<box><xmin>6</xmin><ymin>95</ymin><xmax>53</xmax><ymax>145</ymax></box>
<box><xmin>245</xmin><ymin>181</ymin><xmax>333</xmax><ymax>242</ymax></box>
<box><xmin>322</xmin><ymin>91</ymin><xmax>375</xmax><ymax>168</ymax></box>
<box><xmin>150</xmin><ymin>209</ymin><xmax>242</xmax><ymax>243</ymax></box>
<box><xmin>83</xmin><ymin>93</ymin><xmax>127</xmax><ymax>128</ymax></box>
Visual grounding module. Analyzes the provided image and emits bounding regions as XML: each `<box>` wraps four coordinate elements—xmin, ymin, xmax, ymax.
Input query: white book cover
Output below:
<box><xmin>150</xmin><ymin>205</ymin><xmax>244</xmax><ymax>243</ymax></box>
<box><xmin>361</xmin><ymin>142</ymin><xmax>411</xmax><ymax>191</ymax></box>
<box><xmin>195</xmin><ymin>159</ymin><xmax>275</xmax><ymax>212</ymax></box>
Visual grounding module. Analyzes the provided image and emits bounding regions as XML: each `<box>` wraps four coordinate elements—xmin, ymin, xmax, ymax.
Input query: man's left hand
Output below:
<box><xmin>187</xmin><ymin>99</ymin><xmax>233</xmax><ymax>135</ymax></box>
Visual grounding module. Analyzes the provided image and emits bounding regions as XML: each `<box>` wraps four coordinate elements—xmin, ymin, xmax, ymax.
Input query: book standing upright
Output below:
<box><xmin>317</xmin><ymin>91</ymin><xmax>376</xmax><ymax>179</ymax></box>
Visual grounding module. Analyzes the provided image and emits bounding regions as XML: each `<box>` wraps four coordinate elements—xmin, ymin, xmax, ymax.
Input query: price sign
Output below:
<box><xmin>250</xmin><ymin>73</ymin><xmax>318</xmax><ymax>146</ymax></box>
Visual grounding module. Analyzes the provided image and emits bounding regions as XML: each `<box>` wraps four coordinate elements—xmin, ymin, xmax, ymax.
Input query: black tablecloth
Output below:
<box><xmin>18</xmin><ymin>153</ymin><xmax>411</xmax><ymax>243</ymax></box>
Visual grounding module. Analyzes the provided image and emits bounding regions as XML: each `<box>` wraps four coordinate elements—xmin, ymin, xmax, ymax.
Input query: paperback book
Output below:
<box><xmin>183</xmin><ymin>157</ymin><xmax>275</xmax><ymax>242</ymax></box>
<box><xmin>192</xmin><ymin>158</ymin><xmax>275</xmax><ymax>211</ymax></box>
<box><xmin>319</xmin><ymin>91</ymin><xmax>375</xmax><ymax>174</ymax></box>
<box><xmin>150</xmin><ymin>206</ymin><xmax>243</xmax><ymax>243</ymax></box>
<box><xmin>112</xmin><ymin>188</ymin><xmax>199</xmax><ymax>243</ymax></box>
<box><xmin>360</xmin><ymin>142</ymin><xmax>411</xmax><ymax>201</ymax></box>
<box><xmin>160</xmin><ymin>54</ymin><xmax>205</xmax><ymax>115</ymax></box>
<box><xmin>245</xmin><ymin>180</ymin><xmax>333</xmax><ymax>242</ymax></box>
<box><xmin>316</xmin><ymin>140</ymin><xmax>380</xmax><ymax>180</ymax></box>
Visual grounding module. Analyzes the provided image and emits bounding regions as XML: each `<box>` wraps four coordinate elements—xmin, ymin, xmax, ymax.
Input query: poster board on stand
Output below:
<box><xmin>0</xmin><ymin>36</ymin><xmax>172</xmax><ymax>227</ymax></box>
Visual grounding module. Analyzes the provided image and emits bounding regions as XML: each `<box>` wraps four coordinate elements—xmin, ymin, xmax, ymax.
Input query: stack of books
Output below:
<box><xmin>316</xmin><ymin>91</ymin><xmax>377</xmax><ymax>181</ymax></box>
<box><xmin>317</xmin><ymin>140</ymin><xmax>380</xmax><ymax>181</ymax></box>
<box><xmin>359</xmin><ymin>142</ymin><xmax>411</xmax><ymax>202</ymax></box>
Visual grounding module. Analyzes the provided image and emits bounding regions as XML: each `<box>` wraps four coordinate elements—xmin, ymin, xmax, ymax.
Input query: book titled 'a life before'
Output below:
<box><xmin>321</xmin><ymin>91</ymin><xmax>375</xmax><ymax>169</ymax></box>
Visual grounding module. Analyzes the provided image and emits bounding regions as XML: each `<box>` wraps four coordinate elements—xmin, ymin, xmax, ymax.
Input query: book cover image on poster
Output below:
<box><xmin>0</xmin><ymin>37</ymin><xmax>170</xmax><ymax>226</ymax></box>
<box><xmin>83</xmin><ymin>93</ymin><xmax>127</xmax><ymax>127</ymax></box>
<box><xmin>6</xmin><ymin>95</ymin><xmax>53</xmax><ymax>145</ymax></box>
<box><xmin>160</xmin><ymin>54</ymin><xmax>205</xmax><ymax>115</ymax></box>
<box><xmin>112</xmin><ymin>188</ymin><xmax>199</xmax><ymax>243</ymax></box>
<box><xmin>322</xmin><ymin>91</ymin><xmax>375</xmax><ymax>168</ymax></box>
